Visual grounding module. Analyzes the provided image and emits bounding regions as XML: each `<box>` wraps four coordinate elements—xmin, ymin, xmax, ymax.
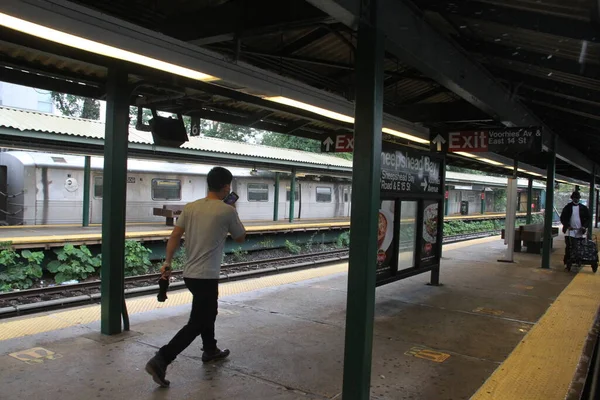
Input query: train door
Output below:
<box><xmin>343</xmin><ymin>186</ymin><xmax>350</xmax><ymax>217</ymax></box>
<box><xmin>284</xmin><ymin>183</ymin><xmax>300</xmax><ymax>220</ymax></box>
<box><xmin>90</xmin><ymin>175</ymin><xmax>103</xmax><ymax>224</ymax></box>
<box><xmin>0</xmin><ymin>166</ymin><xmax>6</xmax><ymax>225</ymax></box>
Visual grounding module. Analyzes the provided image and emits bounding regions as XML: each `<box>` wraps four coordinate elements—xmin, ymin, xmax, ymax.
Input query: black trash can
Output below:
<box><xmin>460</xmin><ymin>201</ymin><xmax>469</xmax><ymax>215</ymax></box>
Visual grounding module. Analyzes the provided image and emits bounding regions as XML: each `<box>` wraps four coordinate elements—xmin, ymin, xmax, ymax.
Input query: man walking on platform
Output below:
<box><xmin>560</xmin><ymin>191</ymin><xmax>590</xmax><ymax>266</ymax></box>
<box><xmin>145</xmin><ymin>167</ymin><xmax>246</xmax><ymax>387</ymax></box>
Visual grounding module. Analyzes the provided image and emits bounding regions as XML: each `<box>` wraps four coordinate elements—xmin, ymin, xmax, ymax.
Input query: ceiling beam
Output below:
<box><xmin>488</xmin><ymin>66</ymin><xmax>600</xmax><ymax>104</ymax></box>
<box><xmin>162</xmin><ymin>0</ymin><xmax>333</xmax><ymax>44</ymax></box>
<box><xmin>418</xmin><ymin>0</ymin><xmax>600</xmax><ymax>43</ymax></box>
<box><xmin>187</xmin><ymin>108</ymin><xmax>325</xmax><ymax>141</ymax></box>
<box><xmin>462</xmin><ymin>40</ymin><xmax>600</xmax><ymax>80</ymax></box>
<box><xmin>386</xmin><ymin>102</ymin><xmax>491</xmax><ymax>123</ymax></box>
<box><xmin>306</xmin><ymin>0</ymin><xmax>595</xmax><ymax>173</ymax></box>
<box><xmin>0</xmin><ymin>64</ymin><xmax>105</xmax><ymax>99</ymax></box>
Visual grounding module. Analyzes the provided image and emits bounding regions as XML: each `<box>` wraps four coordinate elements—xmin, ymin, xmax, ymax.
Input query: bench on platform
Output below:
<box><xmin>501</xmin><ymin>223</ymin><xmax>559</xmax><ymax>254</ymax></box>
<box><xmin>152</xmin><ymin>204</ymin><xmax>185</xmax><ymax>226</ymax></box>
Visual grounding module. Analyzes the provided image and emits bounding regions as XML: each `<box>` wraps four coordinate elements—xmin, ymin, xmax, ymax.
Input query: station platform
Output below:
<box><xmin>0</xmin><ymin>218</ymin><xmax>351</xmax><ymax>249</ymax></box>
<box><xmin>0</xmin><ymin>212</ymin><xmax>531</xmax><ymax>249</ymax></box>
<box><xmin>1</xmin><ymin>235</ymin><xmax>599</xmax><ymax>399</ymax></box>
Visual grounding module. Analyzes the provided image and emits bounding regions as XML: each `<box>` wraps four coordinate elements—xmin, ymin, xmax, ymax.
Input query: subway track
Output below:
<box><xmin>0</xmin><ymin>230</ymin><xmax>504</xmax><ymax>318</ymax></box>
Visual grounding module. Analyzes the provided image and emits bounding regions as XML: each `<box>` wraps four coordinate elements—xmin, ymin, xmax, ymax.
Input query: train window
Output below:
<box><xmin>94</xmin><ymin>177</ymin><xmax>103</xmax><ymax>198</ymax></box>
<box><xmin>344</xmin><ymin>190</ymin><xmax>349</xmax><ymax>202</ymax></box>
<box><xmin>248</xmin><ymin>183</ymin><xmax>269</xmax><ymax>202</ymax></box>
<box><xmin>152</xmin><ymin>179</ymin><xmax>181</xmax><ymax>201</ymax></box>
<box><xmin>316</xmin><ymin>187</ymin><xmax>332</xmax><ymax>202</ymax></box>
<box><xmin>286</xmin><ymin>187</ymin><xmax>299</xmax><ymax>201</ymax></box>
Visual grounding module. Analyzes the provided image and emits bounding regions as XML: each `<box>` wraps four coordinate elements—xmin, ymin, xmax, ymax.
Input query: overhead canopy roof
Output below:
<box><xmin>0</xmin><ymin>0</ymin><xmax>597</xmax><ymax>183</ymax></box>
<box><xmin>0</xmin><ymin>106</ymin><xmax>353</xmax><ymax>175</ymax></box>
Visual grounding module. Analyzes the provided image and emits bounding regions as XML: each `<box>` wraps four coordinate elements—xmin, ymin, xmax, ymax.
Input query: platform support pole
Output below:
<box><xmin>481</xmin><ymin>191</ymin><xmax>485</xmax><ymax>214</ymax></box>
<box><xmin>342</xmin><ymin>1</ymin><xmax>383</xmax><ymax>398</ymax></box>
<box><xmin>82</xmin><ymin>155</ymin><xmax>91</xmax><ymax>227</ymax></box>
<box><xmin>542</xmin><ymin>135</ymin><xmax>556</xmax><ymax>269</ymax></box>
<box><xmin>526</xmin><ymin>178</ymin><xmax>533</xmax><ymax>224</ymax></box>
<box><xmin>273</xmin><ymin>172</ymin><xmax>280</xmax><ymax>222</ymax></box>
<box><xmin>589</xmin><ymin>165</ymin><xmax>596</xmax><ymax>238</ymax></box>
<box><xmin>101</xmin><ymin>68</ymin><xmax>129</xmax><ymax>335</ymax></box>
<box><xmin>289</xmin><ymin>169</ymin><xmax>296</xmax><ymax>223</ymax></box>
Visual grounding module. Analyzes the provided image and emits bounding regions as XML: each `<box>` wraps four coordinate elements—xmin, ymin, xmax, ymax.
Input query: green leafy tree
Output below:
<box><xmin>52</xmin><ymin>93</ymin><xmax>100</xmax><ymax>120</ymax></box>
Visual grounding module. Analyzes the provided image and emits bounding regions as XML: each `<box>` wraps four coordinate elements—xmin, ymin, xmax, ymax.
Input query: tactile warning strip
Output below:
<box><xmin>0</xmin><ymin>263</ymin><xmax>348</xmax><ymax>341</ymax></box>
<box><xmin>472</xmin><ymin>270</ymin><xmax>600</xmax><ymax>400</ymax></box>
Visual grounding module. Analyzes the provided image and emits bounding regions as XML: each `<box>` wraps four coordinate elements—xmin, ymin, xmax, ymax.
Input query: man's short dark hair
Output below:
<box><xmin>572</xmin><ymin>191</ymin><xmax>581</xmax><ymax>199</ymax></box>
<box><xmin>207</xmin><ymin>167</ymin><xmax>233</xmax><ymax>192</ymax></box>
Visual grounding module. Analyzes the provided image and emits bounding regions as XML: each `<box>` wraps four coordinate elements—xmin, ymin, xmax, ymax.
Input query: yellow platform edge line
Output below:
<box><xmin>471</xmin><ymin>271</ymin><xmax>600</xmax><ymax>400</ymax></box>
<box><xmin>0</xmin><ymin>236</ymin><xmax>495</xmax><ymax>342</ymax></box>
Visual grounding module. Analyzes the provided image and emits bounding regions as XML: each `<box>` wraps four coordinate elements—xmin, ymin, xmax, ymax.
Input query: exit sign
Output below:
<box><xmin>447</xmin><ymin>127</ymin><xmax>542</xmax><ymax>154</ymax></box>
<box><xmin>321</xmin><ymin>134</ymin><xmax>354</xmax><ymax>153</ymax></box>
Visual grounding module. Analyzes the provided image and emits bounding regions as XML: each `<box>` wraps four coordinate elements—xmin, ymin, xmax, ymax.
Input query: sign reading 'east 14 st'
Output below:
<box><xmin>446</xmin><ymin>127</ymin><xmax>542</xmax><ymax>154</ymax></box>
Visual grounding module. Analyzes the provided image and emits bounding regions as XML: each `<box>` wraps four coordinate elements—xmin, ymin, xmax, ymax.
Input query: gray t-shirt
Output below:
<box><xmin>176</xmin><ymin>198</ymin><xmax>246</xmax><ymax>279</ymax></box>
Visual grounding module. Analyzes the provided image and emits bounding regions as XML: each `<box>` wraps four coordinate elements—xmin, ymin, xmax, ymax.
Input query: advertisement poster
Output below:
<box><xmin>376</xmin><ymin>200</ymin><xmax>396</xmax><ymax>278</ymax></box>
<box><xmin>421</xmin><ymin>200</ymin><xmax>439</xmax><ymax>265</ymax></box>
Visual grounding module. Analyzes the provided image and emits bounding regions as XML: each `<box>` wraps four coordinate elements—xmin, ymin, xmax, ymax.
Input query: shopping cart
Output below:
<box><xmin>565</xmin><ymin>228</ymin><xmax>598</xmax><ymax>272</ymax></box>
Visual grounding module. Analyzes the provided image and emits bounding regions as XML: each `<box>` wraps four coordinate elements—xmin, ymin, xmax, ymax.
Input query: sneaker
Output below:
<box><xmin>202</xmin><ymin>348</ymin><xmax>230</xmax><ymax>363</ymax></box>
<box><xmin>145</xmin><ymin>353</ymin><xmax>170</xmax><ymax>387</ymax></box>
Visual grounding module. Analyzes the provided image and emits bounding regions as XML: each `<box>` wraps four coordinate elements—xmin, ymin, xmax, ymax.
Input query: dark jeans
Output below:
<box><xmin>565</xmin><ymin>236</ymin><xmax>571</xmax><ymax>264</ymax></box>
<box><xmin>159</xmin><ymin>278</ymin><xmax>219</xmax><ymax>364</ymax></box>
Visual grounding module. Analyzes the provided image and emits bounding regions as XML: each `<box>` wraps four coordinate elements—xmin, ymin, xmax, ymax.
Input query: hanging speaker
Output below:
<box><xmin>149</xmin><ymin>109</ymin><xmax>188</xmax><ymax>148</ymax></box>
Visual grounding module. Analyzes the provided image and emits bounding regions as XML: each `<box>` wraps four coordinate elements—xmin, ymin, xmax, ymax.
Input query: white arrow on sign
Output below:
<box><xmin>421</xmin><ymin>177</ymin><xmax>428</xmax><ymax>191</ymax></box>
<box><xmin>432</xmin><ymin>134</ymin><xmax>447</xmax><ymax>152</ymax></box>
<box><xmin>323</xmin><ymin>137</ymin><xmax>334</xmax><ymax>151</ymax></box>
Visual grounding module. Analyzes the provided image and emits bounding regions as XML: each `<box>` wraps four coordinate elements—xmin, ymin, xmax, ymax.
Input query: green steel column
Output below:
<box><xmin>589</xmin><ymin>166</ymin><xmax>596</xmax><ymax>238</ymax></box>
<box><xmin>526</xmin><ymin>178</ymin><xmax>533</xmax><ymax>224</ymax></box>
<box><xmin>82</xmin><ymin>155</ymin><xmax>91</xmax><ymax>227</ymax></box>
<box><xmin>289</xmin><ymin>169</ymin><xmax>296</xmax><ymax>223</ymax></box>
<box><xmin>480</xmin><ymin>192</ymin><xmax>485</xmax><ymax>214</ymax></box>
<box><xmin>342</xmin><ymin>1</ymin><xmax>383</xmax><ymax>398</ymax></box>
<box><xmin>542</xmin><ymin>135</ymin><xmax>556</xmax><ymax>269</ymax></box>
<box><xmin>445</xmin><ymin>188</ymin><xmax>449</xmax><ymax>216</ymax></box>
<box><xmin>273</xmin><ymin>172</ymin><xmax>280</xmax><ymax>222</ymax></box>
<box><xmin>101</xmin><ymin>68</ymin><xmax>129</xmax><ymax>335</ymax></box>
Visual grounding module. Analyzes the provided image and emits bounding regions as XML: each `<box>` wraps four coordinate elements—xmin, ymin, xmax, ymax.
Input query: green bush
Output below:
<box><xmin>0</xmin><ymin>246</ymin><xmax>45</xmax><ymax>291</ymax></box>
<box><xmin>47</xmin><ymin>244</ymin><xmax>101</xmax><ymax>284</ymax></box>
<box><xmin>232</xmin><ymin>247</ymin><xmax>248</xmax><ymax>262</ymax></box>
<box><xmin>172</xmin><ymin>245</ymin><xmax>187</xmax><ymax>270</ymax></box>
<box><xmin>336</xmin><ymin>231</ymin><xmax>351</xmax><ymax>248</ymax></box>
<box><xmin>124</xmin><ymin>240</ymin><xmax>152</xmax><ymax>277</ymax></box>
<box><xmin>284</xmin><ymin>240</ymin><xmax>302</xmax><ymax>254</ymax></box>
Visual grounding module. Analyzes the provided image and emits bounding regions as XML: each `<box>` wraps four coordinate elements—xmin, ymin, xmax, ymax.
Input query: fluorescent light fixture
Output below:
<box><xmin>265</xmin><ymin>96</ymin><xmax>354</xmax><ymax>124</ymax></box>
<box><xmin>0</xmin><ymin>12</ymin><xmax>217</xmax><ymax>82</ymax></box>
<box><xmin>454</xmin><ymin>151</ymin><xmax>478</xmax><ymax>158</ymax></box>
<box><xmin>382</xmin><ymin>128</ymin><xmax>430</xmax><ymax>144</ymax></box>
<box><xmin>476</xmin><ymin>157</ymin><xmax>504</xmax><ymax>166</ymax></box>
<box><xmin>264</xmin><ymin>97</ymin><xmax>430</xmax><ymax>144</ymax></box>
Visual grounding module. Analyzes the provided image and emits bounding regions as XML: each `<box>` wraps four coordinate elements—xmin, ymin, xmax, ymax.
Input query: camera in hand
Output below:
<box><xmin>157</xmin><ymin>267</ymin><xmax>171</xmax><ymax>302</ymax></box>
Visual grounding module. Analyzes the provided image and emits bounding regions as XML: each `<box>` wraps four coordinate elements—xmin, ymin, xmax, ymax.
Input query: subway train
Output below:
<box><xmin>0</xmin><ymin>150</ymin><xmax>544</xmax><ymax>226</ymax></box>
<box><xmin>0</xmin><ymin>151</ymin><xmax>352</xmax><ymax>225</ymax></box>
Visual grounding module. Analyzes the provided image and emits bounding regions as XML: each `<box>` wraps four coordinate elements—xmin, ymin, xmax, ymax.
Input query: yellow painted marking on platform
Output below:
<box><xmin>404</xmin><ymin>346</ymin><xmax>450</xmax><ymax>363</ymax></box>
<box><xmin>473</xmin><ymin>307</ymin><xmax>505</xmax><ymax>316</ymax></box>
<box><xmin>0</xmin><ymin>222</ymin><xmax>351</xmax><ymax>245</ymax></box>
<box><xmin>472</xmin><ymin>271</ymin><xmax>600</xmax><ymax>400</ymax></box>
<box><xmin>511</xmin><ymin>284</ymin><xmax>534</xmax><ymax>290</ymax></box>
<box><xmin>0</xmin><ymin>263</ymin><xmax>348</xmax><ymax>341</ymax></box>
<box><xmin>8</xmin><ymin>347</ymin><xmax>62</xmax><ymax>364</ymax></box>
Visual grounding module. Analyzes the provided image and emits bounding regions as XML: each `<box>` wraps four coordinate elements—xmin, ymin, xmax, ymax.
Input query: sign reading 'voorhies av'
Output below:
<box><xmin>446</xmin><ymin>127</ymin><xmax>542</xmax><ymax>154</ymax></box>
<box><xmin>380</xmin><ymin>147</ymin><xmax>442</xmax><ymax>195</ymax></box>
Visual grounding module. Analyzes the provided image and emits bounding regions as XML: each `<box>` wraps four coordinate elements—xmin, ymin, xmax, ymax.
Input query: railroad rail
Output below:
<box><xmin>0</xmin><ymin>230</ymin><xmax>508</xmax><ymax>319</ymax></box>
